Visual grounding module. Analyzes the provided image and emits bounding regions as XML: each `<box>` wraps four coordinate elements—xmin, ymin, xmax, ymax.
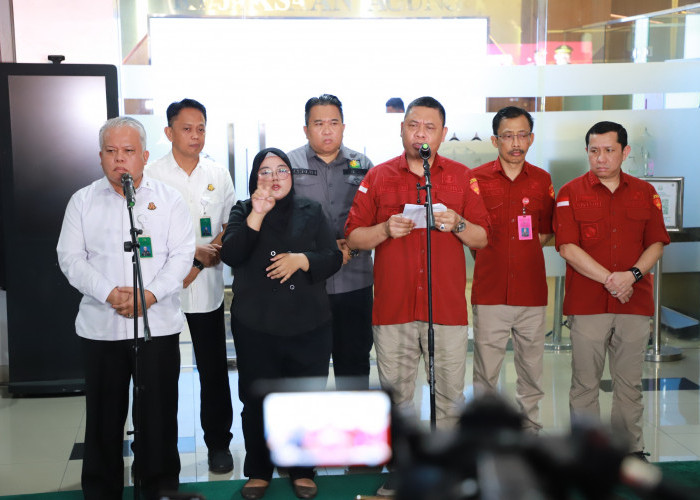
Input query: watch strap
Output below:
<box><xmin>629</xmin><ymin>267</ymin><xmax>643</xmax><ymax>282</ymax></box>
<box><xmin>193</xmin><ymin>258</ymin><xmax>205</xmax><ymax>270</ymax></box>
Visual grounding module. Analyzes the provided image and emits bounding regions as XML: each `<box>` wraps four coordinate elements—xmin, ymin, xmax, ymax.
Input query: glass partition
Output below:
<box><xmin>116</xmin><ymin>0</ymin><xmax>700</xmax><ymax>349</ymax></box>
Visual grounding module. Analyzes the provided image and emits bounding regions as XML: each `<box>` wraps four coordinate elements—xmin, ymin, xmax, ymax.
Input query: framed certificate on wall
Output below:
<box><xmin>642</xmin><ymin>177</ymin><xmax>684</xmax><ymax>231</ymax></box>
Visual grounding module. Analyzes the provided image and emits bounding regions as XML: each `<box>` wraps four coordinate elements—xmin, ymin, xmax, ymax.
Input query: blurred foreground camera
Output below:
<box><xmin>392</xmin><ymin>395</ymin><xmax>697</xmax><ymax>500</ymax></box>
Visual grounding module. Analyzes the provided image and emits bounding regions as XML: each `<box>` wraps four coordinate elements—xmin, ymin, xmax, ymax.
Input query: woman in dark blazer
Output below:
<box><xmin>221</xmin><ymin>148</ymin><xmax>342</xmax><ymax>500</ymax></box>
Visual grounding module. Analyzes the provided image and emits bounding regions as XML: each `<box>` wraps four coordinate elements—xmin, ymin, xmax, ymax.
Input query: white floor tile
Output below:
<box><xmin>0</xmin><ymin>461</ymin><xmax>69</xmax><ymax>495</ymax></box>
<box><xmin>2</xmin><ymin>344</ymin><xmax>700</xmax><ymax>495</ymax></box>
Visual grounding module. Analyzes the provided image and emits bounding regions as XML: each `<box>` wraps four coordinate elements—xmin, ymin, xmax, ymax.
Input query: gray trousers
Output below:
<box><xmin>472</xmin><ymin>304</ymin><xmax>546</xmax><ymax>432</ymax></box>
<box><xmin>569</xmin><ymin>313</ymin><xmax>650</xmax><ymax>452</ymax></box>
<box><xmin>374</xmin><ymin>321</ymin><xmax>468</xmax><ymax>429</ymax></box>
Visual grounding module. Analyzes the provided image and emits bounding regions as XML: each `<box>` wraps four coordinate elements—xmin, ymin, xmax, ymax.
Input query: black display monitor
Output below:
<box><xmin>0</xmin><ymin>62</ymin><xmax>118</xmax><ymax>394</ymax></box>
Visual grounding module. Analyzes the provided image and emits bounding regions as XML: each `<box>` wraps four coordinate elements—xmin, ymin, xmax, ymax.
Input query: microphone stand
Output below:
<box><xmin>416</xmin><ymin>150</ymin><xmax>437</xmax><ymax>431</ymax></box>
<box><xmin>122</xmin><ymin>182</ymin><xmax>152</xmax><ymax>500</ymax></box>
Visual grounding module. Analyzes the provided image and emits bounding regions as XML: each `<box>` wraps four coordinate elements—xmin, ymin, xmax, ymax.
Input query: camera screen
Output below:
<box><xmin>263</xmin><ymin>390</ymin><xmax>392</xmax><ymax>467</ymax></box>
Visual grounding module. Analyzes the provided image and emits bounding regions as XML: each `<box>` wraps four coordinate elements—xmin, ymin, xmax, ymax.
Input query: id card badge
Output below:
<box><xmin>200</xmin><ymin>217</ymin><xmax>212</xmax><ymax>237</ymax></box>
<box><xmin>518</xmin><ymin>215</ymin><xmax>533</xmax><ymax>240</ymax></box>
<box><xmin>138</xmin><ymin>236</ymin><xmax>153</xmax><ymax>258</ymax></box>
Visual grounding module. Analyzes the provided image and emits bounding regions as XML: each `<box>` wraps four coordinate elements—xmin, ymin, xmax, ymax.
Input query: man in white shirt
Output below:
<box><xmin>57</xmin><ymin>116</ymin><xmax>195</xmax><ymax>499</ymax></box>
<box><xmin>147</xmin><ymin>99</ymin><xmax>236</xmax><ymax>473</ymax></box>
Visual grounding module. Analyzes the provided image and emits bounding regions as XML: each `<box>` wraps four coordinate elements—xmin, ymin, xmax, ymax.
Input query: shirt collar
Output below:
<box><xmin>305</xmin><ymin>143</ymin><xmax>347</xmax><ymax>164</ymax></box>
<box><xmin>492</xmin><ymin>156</ymin><xmax>531</xmax><ymax>179</ymax></box>
<box><xmin>399</xmin><ymin>152</ymin><xmax>446</xmax><ymax>172</ymax></box>
<box><xmin>165</xmin><ymin>150</ymin><xmax>204</xmax><ymax>174</ymax></box>
<box><xmin>99</xmin><ymin>172</ymin><xmax>154</xmax><ymax>193</ymax></box>
<box><xmin>586</xmin><ymin>169</ymin><xmax>630</xmax><ymax>188</ymax></box>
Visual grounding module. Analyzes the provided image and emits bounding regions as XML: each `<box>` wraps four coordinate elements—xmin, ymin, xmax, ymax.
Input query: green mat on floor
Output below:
<box><xmin>1</xmin><ymin>473</ymin><xmax>386</xmax><ymax>499</ymax></box>
<box><xmin>4</xmin><ymin>462</ymin><xmax>700</xmax><ymax>499</ymax></box>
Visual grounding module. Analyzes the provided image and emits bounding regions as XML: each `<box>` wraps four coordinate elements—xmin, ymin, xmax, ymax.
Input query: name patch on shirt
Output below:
<box><xmin>574</xmin><ymin>200</ymin><xmax>603</xmax><ymax>209</ymax></box>
<box><xmin>439</xmin><ymin>184</ymin><xmax>464</xmax><ymax>194</ymax></box>
<box><xmin>292</xmin><ymin>168</ymin><xmax>317</xmax><ymax>176</ymax></box>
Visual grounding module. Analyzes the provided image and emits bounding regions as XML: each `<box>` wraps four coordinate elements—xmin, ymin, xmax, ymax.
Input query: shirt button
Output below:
<box><xmin>612</xmin><ymin>228</ymin><xmax>617</xmax><ymax>232</ymax></box>
<box><xmin>270</xmin><ymin>251</ymin><xmax>276</xmax><ymax>256</ymax></box>
<box><xmin>289</xmin><ymin>284</ymin><xmax>295</xmax><ymax>290</ymax></box>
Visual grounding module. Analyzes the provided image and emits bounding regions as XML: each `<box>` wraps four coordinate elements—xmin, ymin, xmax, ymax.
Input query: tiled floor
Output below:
<box><xmin>1</xmin><ymin>333</ymin><xmax>700</xmax><ymax>496</ymax></box>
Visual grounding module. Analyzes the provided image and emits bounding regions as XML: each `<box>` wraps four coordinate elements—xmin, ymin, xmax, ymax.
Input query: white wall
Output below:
<box><xmin>12</xmin><ymin>0</ymin><xmax>119</xmax><ymax>65</ymax></box>
<box><xmin>0</xmin><ymin>0</ymin><xmax>119</xmax><ymax>380</ymax></box>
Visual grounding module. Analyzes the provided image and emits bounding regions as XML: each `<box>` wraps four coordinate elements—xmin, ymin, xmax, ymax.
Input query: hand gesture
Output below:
<box><xmin>266</xmin><ymin>253</ymin><xmax>309</xmax><ymax>284</ymax></box>
<box><xmin>251</xmin><ymin>188</ymin><xmax>275</xmax><ymax>215</ymax></box>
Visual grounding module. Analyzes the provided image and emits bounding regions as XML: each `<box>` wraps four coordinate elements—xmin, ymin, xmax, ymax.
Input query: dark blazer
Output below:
<box><xmin>221</xmin><ymin>196</ymin><xmax>342</xmax><ymax>336</ymax></box>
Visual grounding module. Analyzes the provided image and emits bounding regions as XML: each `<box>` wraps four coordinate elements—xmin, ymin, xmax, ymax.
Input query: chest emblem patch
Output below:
<box><xmin>148</xmin><ymin>202</ymin><xmax>157</xmax><ymax>210</ymax></box>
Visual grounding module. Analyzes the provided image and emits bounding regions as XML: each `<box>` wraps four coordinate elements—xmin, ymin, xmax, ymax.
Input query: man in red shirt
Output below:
<box><xmin>346</xmin><ymin>96</ymin><xmax>490</xmax><ymax>433</ymax></box>
<box><xmin>554</xmin><ymin>121</ymin><xmax>669</xmax><ymax>461</ymax></box>
<box><xmin>471</xmin><ymin>107</ymin><xmax>555</xmax><ymax>433</ymax></box>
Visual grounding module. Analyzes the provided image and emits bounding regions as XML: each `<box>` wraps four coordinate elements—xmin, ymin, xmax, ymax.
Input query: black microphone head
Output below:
<box><xmin>121</xmin><ymin>173</ymin><xmax>133</xmax><ymax>184</ymax></box>
<box><xmin>419</xmin><ymin>143</ymin><xmax>431</xmax><ymax>160</ymax></box>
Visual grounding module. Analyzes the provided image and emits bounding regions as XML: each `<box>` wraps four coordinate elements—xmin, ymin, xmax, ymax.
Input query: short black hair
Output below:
<box><xmin>492</xmin><ymin>106</ymin><xmax>534</xmax><ymax>136</ymax></box>
<box><xmin>385</xmin><ymin>97</ymin><xmax>404</xmax><ymax>111</ymax></box>
<box><xmin>304</xmin><ymin>94</ymin><xmax>343</xmax><ymax>126</ymax></box>
<box><xmin>166</xmin><ymin>98</ymin><xmax>207</xmax><ymax>127</ymax></box>
<box><xmin>585</xmin><ymin>121</ymin><xmax>628</xmax><ymax>149</ymax></box>
<box><xmin>405</xmin><ymin>96</ymin><xmax>446</xmax><ymax>127</ymax></box>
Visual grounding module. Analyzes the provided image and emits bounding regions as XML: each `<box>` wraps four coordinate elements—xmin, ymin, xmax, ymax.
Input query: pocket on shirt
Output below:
<box><xmin>573</xmin><ymin>208</ymin><xmax>605</xmax><ymax>240</ymax></box>
<box><xmin>626</xmin><ymin>208</ymin><xmax>650</xmax><ymax>221</ymax></box>
<box><xmin>293</xmin><ymin>174</ymin><xmax>317</xmax><ymax>187</ymax></box>
<box><xmin>483</xmin><ymin>196</ymin><xmax>504</xmax><ymax>224</ymax></box>
<box><xmin>435</xmin><ymin>190</ymin><xmax>464</xmax><ymax>215</ymax></box>
<box><xmin>378</xmin><ymin>205</ymin><xmax>402</xmax><ymax>221</ymax></box>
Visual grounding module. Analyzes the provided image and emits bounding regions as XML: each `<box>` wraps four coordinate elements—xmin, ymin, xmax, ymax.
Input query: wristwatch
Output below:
<box><xmin>452</xmin><ymin>217</ymin><xmax>467</xmax><ymax>234</ymax></box>
<box><xmin>348</xmin><ymin>248</ymin><xmax>360</xmax><ymax>259</ymax></box>
<box><xmin>629</xmin><ymin>266</ymin><xmax>643</xmax><ymax>282</ymax></box>
<box><xmin>193</xmin><ymin>258</ymin><xmax>205</xmax><ymax>271</ymax></box>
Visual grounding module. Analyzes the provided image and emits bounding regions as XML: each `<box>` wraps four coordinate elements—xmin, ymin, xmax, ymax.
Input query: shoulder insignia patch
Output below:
<box><xmin>469</xmin><ymin>177</ymin><xmax>480</xmax><ymax>195</ymax></box>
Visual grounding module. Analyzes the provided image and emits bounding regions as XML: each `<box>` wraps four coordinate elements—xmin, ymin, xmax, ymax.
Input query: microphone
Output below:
<box><xmin>121</xmin><ymin>173</ymin><xmax>136</xmax><ymax>208</ymax></box>
<box><xmin>419</xmin><ymin>143</ymin><xmax>431</xmax><ymax>160</ymax></box>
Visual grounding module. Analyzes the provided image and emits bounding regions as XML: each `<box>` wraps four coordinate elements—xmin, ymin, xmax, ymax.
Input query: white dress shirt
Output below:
<box><xmin>57</xmin><ymin>175</ymin><xmax>195</xmax><ymax>341</ymax></box>
<box><xmin>146</xmin><ymin>152</ymin><xmax>236</xmax><ymax>313</ymax></box>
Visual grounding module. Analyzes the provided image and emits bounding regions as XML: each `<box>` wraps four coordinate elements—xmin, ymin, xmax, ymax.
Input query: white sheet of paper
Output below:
<box><xmin>402</xmin><ymin>203</ymin><xmax>447</xmax><ymax>229</ymax></box>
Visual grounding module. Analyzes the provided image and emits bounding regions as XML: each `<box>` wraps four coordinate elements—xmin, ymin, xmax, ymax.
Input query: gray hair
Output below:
<box><xmin>99</xmin><ymin>116</ymin><xmax>147</xmax><ymax>150</ymax></box>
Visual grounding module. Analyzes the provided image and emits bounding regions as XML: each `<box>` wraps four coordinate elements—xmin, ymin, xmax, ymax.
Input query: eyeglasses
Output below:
<box><xmin>258</xmin><ymin>167</ymin><xmax>290</xmax><ymax>179</ymax></box>
<box><xmin>497</xmin><ymin>132</ymin><xmax>531</xmax><ymax>142</ymax></box>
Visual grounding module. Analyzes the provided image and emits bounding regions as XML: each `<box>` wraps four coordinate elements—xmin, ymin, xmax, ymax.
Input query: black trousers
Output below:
<box><xmin>185</xmin><ymin>302</ymin><xmax>233</xmax><ymax>451</ymax></box>
<box><xmin>232</xmin><ymin>316</ymin><xmax>332</xmax><ymax>481</ymax></box>
<box><xmin>329</xmin><ymin>286</ymin><xmax>374</xmax><ymax>390</ymax></box>
<box><xmin>81</xmin><ymin>335</ymin><xmax>180</xmax><ymax>500</ymax></box>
